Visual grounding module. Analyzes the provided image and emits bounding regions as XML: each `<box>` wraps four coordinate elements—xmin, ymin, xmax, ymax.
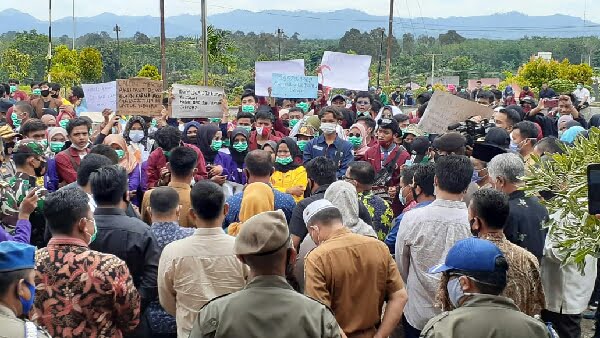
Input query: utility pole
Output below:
<box><xmin>72</xmin><ymin>0</ymin><xmax>76</xmax><ymax>50</ymax></box>
<box><xmin>377</xmin><ymin>29</ymin><xmax>384</xmax><ymax>88</ymax></box>
<box><xmin>47</xmin><ymin>0</ymin><xmax>52</xmax><ymax>81</ymax></box>
<box><xmin>277</xmin><ymin>28</ymin><xmax>284</xmax><ymax>61</ymax></box>
<box><xmin>385</xmin><ymin>0</ymin><xmax>394</xmax><ymax>86</ymax></box>
<box><xmin>201</xmin><ymin>0</ymin><xmax>208</xmax><ymax>85</ymax></box>
<box><xmin>113</xmin><ymin>24</ymin><xmax>121</xmax><ymax>74</ymax></box>
<box><xmin>160</xmin><ymin>0</ymin><xmax>167</xmax><ymax>89</ymax></box>
<box><xmin>426</xmin><ymin>53</ymin><xmax>442</xmax><ymax>85</ymax></box>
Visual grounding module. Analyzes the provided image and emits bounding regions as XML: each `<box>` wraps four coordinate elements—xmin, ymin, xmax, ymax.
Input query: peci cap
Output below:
<box><xmin>429</xmin><ymin>238</ymin><xmax>504</xmax><ymax>274</ymax></box>
<box><xmin>303</xmin><ymin>199</ymin><xmax>338</xmax><ymax>226</ymax></box>
<box><xmin>0</xmin><ymin>241</ymin><xmax>36</xmax><ymax>272</ymax></box>
<box><xmin>234</xmin><ymin>210</ymin><xmax>291</xmax><ymax>256</ymax></box>
<box><xmin>432</xmin><ymin>132</ymin><xmax>467</xmax><ymax>152</ymax></box>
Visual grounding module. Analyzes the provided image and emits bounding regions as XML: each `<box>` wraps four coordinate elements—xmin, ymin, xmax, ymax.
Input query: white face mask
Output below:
<box><xmin>447</xmin><ymin>278</ymin><xmax>464</xmax><ymax>308</ymax></box>
<box><xmin>320</xmin><ymin>122</ymin><xmax>337</xmax><ymax>135</ymax></box>
<box><xmin>129</xmin><ymin>130</ymin><xmax>144</xmax><ymax>143</ymax></box>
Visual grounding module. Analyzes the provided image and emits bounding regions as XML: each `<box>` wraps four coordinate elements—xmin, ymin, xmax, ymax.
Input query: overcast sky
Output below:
<box><xmin>3</xmin><ymin>0</ymin><xmax>599</xmax><ymax>23</ymax></box>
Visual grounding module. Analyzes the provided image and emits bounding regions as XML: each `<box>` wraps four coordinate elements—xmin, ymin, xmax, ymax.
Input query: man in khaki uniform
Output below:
<box><xmin>189</xmin><ymin>210</ymin><xmax>343</xmax><ymax>338</ymax></box>
<box><xmin>0</xmin><ymin>241</ymin><xmax>51</xmax><ymax>338</ymax></box>
<box><xmin>422</xmin><ymin>238</ymin><xmax>552</xmax><ymax>338</ymax></box>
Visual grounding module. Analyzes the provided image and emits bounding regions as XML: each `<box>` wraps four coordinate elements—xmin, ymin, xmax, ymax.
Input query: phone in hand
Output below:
<box><xmin>545</xmin><ymin>99</ymin><xmax>559</xmax><ymax>108</ymax></box>
<box><xmin>587</xmin><ymin>164</ymin><xmax>600</xmax><ymax>215</ymax></box>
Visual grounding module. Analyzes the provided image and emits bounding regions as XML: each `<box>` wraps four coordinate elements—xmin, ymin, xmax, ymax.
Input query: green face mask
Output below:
<box><xmin>32</xmin><ymin>89</ymin><xmax>42</xmax><ymax>96</ymax></box>
<box><xmin>11</xmin><ymin>113</ymin><xmax>20</xmax><ymax>127</ymax></box>
<box><xmin>289</xmin><ymin>119</ymin><xmax>300</xmax><ymax>128</ymax></box>
<box><xmin>232</xmin><ymin>141</ymin><xmax>248</xmax><ymax>152</ymax></box>
<box><xmin>209</xmin><ymin>117</ymin><xmax>221</xmax><ymax>124</ymax></box>
<box><xmin>163</xmin><ymin>150</ymin><xmax>171</xmax><ymax>157</ymax></box>
<box><xmin>275</xmin><ymin>156</ymin><xmax>294</xmax><ymax>165</ymax></box>
<box><xmin>151</xmin><ymin>119</ymin><xmax>158</xmax><ymax>128</ymax></box>
<box><xmin>240</xmin><ymin>125</ymin><xmax>252</xmax><ymax>132</ymax></box>
<box><xmin>9</xmin><ymin>85</ymin><xmax>17</xmax><ymax>94</ymax></box>
<box><xmin>223</xmin><ymin>139</ymin><xmax>231</xmax><ymax>147</ymax></box>
<box><xmin>297</xmin><ymin>140</ymin><xmax>309</xmax><ymax>151</ymax></box>
<box><xmin>115</xmin><ymin>149</ymin><xmax>125</xmax><ymax>159</ymax></box>
<box><xmin>348</xmin><ymin>136</ymin><xmax>363</xmax><ymax>148</ymax></box>
<box><xmin>211</xmin><ymin>140</ymin><xmax>223</xmax><ymax>151</ymax></box>
<box><xmin>59</xmin><ymin>119</ymin><xmax>69</xmax><ymax>129</ymax></box>
<box><xmin>39</xmin><ymin>139</ymin><xmax>48</xmax><ymax>149</ymax></box>
<box><xmin>50</xmin><ymin>141</ymin><xmax>65</xmax><ymax>153</ymax></box>
<box><xmin>296</xmin><ymin>102</ymin><xmax>309</xmax><ymax>113</ymax></box>
<box><xmin>241</xmin><ymin>105</ymin><xmax>255</xmax><ymax>114</ymax></box>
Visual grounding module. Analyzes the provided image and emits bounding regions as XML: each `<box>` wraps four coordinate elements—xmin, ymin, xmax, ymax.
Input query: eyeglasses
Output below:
<box><xmin>357</xmin><ymin>101</ymin><xmax>370</xmax><ymax>105</ymax></box>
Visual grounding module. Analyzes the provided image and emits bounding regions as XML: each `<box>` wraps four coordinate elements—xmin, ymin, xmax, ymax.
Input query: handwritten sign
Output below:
<box><xmin>255</xmin><ymin>59</ymin><xmax>305</xmax><ymax>96</ymax></box>
<box><xmin>171</xmin><ymin>84</ymin><xmax>225</xmax><ymax>118</ymax></box>
<box><xmin>271</xmin><ymin>73</ymin><xmax>318</xmax><ymax>99</ymax></box>
<box><xmin>417</xmin><ymin>91</ymin><xmax>495</xmax><ymax>135</ymax></box>
<box><xmin>81</xmin><ymin>81</ymin><xmax>117</xmax><ymax>112</ymax></box>
<box><xmin>116</xmin><ymin>78</ymin><xmax>163</xmax><ymax>116</ymax></box>
<box><xmin>320</xmin><ymin>51</ymin><xmax>371</xmax><ymax>90</ymax></box>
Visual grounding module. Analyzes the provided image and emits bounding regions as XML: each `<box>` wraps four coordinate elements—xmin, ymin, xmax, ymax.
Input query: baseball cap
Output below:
<box><xmin>428</xmin><ymin>238</ymin><xmax>504</xmax><ymax>274</ymax></box>
<box><xmin>0</xmin><ymin>241</ymin><xmax>36</xmax><ymax>272</ymax></box>
<box><xmin>234</xmin><ymin>210</ymin><xmax>290</xmax><ymax>256</ymax></box>
<box><xmin>303</xmin><ymin>199</ymin><xmax>338</xmax><ymax>226</ymax></box>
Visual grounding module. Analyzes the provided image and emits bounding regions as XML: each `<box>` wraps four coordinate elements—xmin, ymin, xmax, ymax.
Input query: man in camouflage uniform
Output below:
<box><xmin>0</xmin><ymin>124</ymin><xmax>19</xmax><ymax>180</ymax></box>
<box><xmin>0</xmin><ymin>139</ymin><xmax>48</xmax><ymax>247</ymax></box>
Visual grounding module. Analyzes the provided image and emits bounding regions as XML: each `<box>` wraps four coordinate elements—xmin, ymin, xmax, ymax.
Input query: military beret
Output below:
<box><xmin>234</xmin><ymin>210</ymin><xmax>290</xmax><ymax>256</ymax></box>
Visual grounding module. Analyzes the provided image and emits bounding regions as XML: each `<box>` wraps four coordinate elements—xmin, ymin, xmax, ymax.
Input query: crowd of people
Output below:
<box><xmin>0</xmin><ymin>76</ymin><xmax>598</xmax><ymax>338</ymax></box>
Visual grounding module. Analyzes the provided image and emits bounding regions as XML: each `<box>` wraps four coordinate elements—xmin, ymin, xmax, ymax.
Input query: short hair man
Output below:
<box><xmin>142</xmin><ymin>146</ymin><xmax>198</xmax><ymax>227</ymax></box>
<box><xmin>355</xmin><ymin>91</ymin><xmax>373</xmax><ymax>118</ymax></box>
<box><xmin>19</xmin><ymin>119</ymin><xmax>48</xmax><ymax>141</ymax></box>
<box><xmin>534</xmin><ymin>136</ymin><xmax>564</xmax><ymax>158</ymax></box>
<box><xmin>159</xmin><ymin>181</ymin><xmax>248</xmax><ymax>337</ymax></box>
<box><xmin>30</xmin><ymin>82</ymin><xmax>62</xmax><ymax>117</ymax></box>
<box><xmin>249</xmin><ymin>110</ymin><xmax>283</xmax><ymax>150</ymax></box>
<box><xmin>511</xmin><ymin>121</ymin><xmax>538</xmax><ymax>165</ymax></box>
<box><xmin>468</xmin><ymin>188</ymin><xmax>545</xmax><ymax>316</ymax></box>
<box><xmin>488</xmin><ymin>153</ymin><xmax>548</xmax><ymax>261</ymax></box>
<box><xmin>54</xmin><ymin>117</ymin><xmax>91</xmax><ymax>184</ymax></box>
<box><xmin>304</xmin><ymin>200</ymin><xmax>407</xmax><ymax>337</ymax></box>
<box><xmin>12</xmin><ymin>102</ymin><xmax>34</xmax><ymax>129</ymax></box>
<box><xmin>493</xmin><ymin>108</ymin><xmax>522</xmax><ymax>132</ymax></box>
<box><xmin>364</xmin><ymin>118</ymin><xmax>410</xmax><ymax>188</ymax></box>
<box><xmin>34</xmin><ymin>188</ymin><xmax>140</xmax><ymax>337</ymax></box>
<box><xmin>395</xmin><ymin>155</ymin><xmax>473</xmax><ymax>337</ymax></box>
<box><xmin>191</xmin><ymin>211</ymin><xmax>342</xmax><ymax>337</ymax></box>
<box><xmin>422</xmin><ymin>238</ymin><xmax>551</xmax><ymax>338</ymax></box>
<box><xmin>0</xmin><ymin>241</ymin><xmax>51</xmax><ymax>337</ymax></box>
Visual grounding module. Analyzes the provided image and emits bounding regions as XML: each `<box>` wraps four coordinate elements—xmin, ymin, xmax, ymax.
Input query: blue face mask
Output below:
<box><xmin>19</xmin><ymin>280</ymin><xmax>36</xmax><ymax>316</ymax></box>
<box><xmin>447</xmin><ymin>277</ymin><xmax>464</xmax><ymax>308</ymax></box>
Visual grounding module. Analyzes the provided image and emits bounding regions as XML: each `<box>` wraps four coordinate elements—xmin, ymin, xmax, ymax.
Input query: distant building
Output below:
<box><xmin>467</xmin><ymin>78</ymin><xmax>500</xmax><ymax>90</ymax></box>
<box><xmin>535</xmin><ymin>52</ymin><xmax>553</xmax><ymax>61</ymax></box>
<box><xmin>427</xmin><ymin>76</ymin><xmax>459</xmax><ymax>86</ymax></box>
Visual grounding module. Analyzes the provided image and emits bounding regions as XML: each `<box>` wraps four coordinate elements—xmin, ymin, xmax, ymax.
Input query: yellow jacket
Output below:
<box><xmin>271</xmin><ymin>166</ymin><xmax>308</xmax><ymax>202</ymax></box>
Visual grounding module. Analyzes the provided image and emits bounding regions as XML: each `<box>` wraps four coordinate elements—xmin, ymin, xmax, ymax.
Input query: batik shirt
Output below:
<box><xmin>33</xmin><ymin>236</ymin><xmax>141</xmax><ymax>338</ymax></box>
<box><xmin>358</xmin><ymin>191</ymin><xmax>393</xmax><ymax>240</ymax></box>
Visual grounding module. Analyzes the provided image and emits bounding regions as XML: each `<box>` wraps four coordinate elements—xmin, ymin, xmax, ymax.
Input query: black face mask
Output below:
<box><xmin>469</xmin><ymin>218</ymin><xmax>479</xmax><ymax>237</ymax></box>
<box><xmin>40</xmin><ymin>90</ymin><xmax>50</xmax><ymax>97</ymax></box>
<box><xmin>404</xmin><ymin>142</ymin><xmax>412</xmax><ymax>154</ymax></box>
<box><xmin>34</xmin><ymin>160</ymin><xmax>47</xmax><ymax>177</ymax></box>
<box><xmin>50</xmin><ymin>93</ymin><xmax>59</xmax><ymax>99</ymax></box>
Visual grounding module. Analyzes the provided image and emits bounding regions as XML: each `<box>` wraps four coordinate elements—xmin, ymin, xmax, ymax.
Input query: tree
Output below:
<box><xmin>133</xmin><ymin>32</ymin><xmax>151</xmax><ymax>45</ymax></box>
<box><xmin>79</xmin><ymin>47</ymin><xmax>103</xmax><ymax>83</ymax></box>
<box><xmin>439</xmin><ymin>30</ymin><xmax>466</xmax><ymax>46</ymax></box>
<box><xmin>402</xmin><ymin>33</ymin><xmax>415</xmax><ymax>54</ymax></box>
<box><xmin>516</xmin><ymin>57</ymin><xmax>593</xmax><ymax>89</ymax></box>
<box><xmin>137</xmin><ymin>64</ymin><xmax>161</xmax><ymax>80</ymax></box>
<box><xmin>9</xmin><ymin>30</ymin><xmax>48</xmax><ymax>80</ymax></box>
<box><xmin>0</xmin><ymin>48</ymin><xmax>32</xmax><ymax>80</ymax></box>
<box><xmin>49</xmin><ymin>45</ymin><xmax>80</xmax><ymax>88</ymax></box>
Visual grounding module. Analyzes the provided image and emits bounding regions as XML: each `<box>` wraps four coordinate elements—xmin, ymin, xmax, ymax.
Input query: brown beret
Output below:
<box><xmin>234</xmin><ymin>210</ymin><xmax>290</xmax><ymax>256</ymax></box>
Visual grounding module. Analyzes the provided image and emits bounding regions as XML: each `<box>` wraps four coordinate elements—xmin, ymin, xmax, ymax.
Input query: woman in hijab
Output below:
<box><xmin>45</xmin><ymin>127</ymin><xmax>68</xmax><ymax>192</ymax></box>
<box><xmin>56</xmin><ymin>109</ymin><xmax>75</xmax><ymax>129</ymax></box>
<box><xmin>181</xmin><ymin>121</ymin><xmax>202</xmax><ymax>147</ymax></box>
<box><xmin>103</xmin><ymin>134</ymin><xmax>145</xmax><ymax>206</ymax></box>
<box><xmin>227</xmin><ymin>182</ymin><xmax>274</xmax><ymax>235</ymax></box>
<box><xmin>324</xmin><ymin>181</ymin><xmax>377</xmax><ymax>237</ymax></box>
<box><xmin>347</xmin><ymin>123</ymin><xmax>369</xmax><ymax>160</ymax></box>
<box><xmin>560</xmin><ymin>125</ymin><xmax>586</xmax><ymax>144</ymax></box>
<box><xmin>228</xmin><ymin>127</ymin><xmax>250</xmax><ymax>185</ymax></box>
<box><xmin>124</xmin><ymin>115</ymin><xmax>153</xmax><ymax>162</ymax></box>
<box><xmin>272</xmin><ymin>138</ymin><xmax>307</xmax><ymax>202</ymax></box>
<box><xmin>503</xmin><ymin>85</ymin><xmax>516</xmax><ymax>106</ymax></box>
<box><xmin>195</xmin><ymin>124</ymin><xmax>235</xmax><ymax>185</ymax></box>
<box><xmin>40</xmin><ymin>114</ymin><xmax>57</xmax><ymax>128</ymax></box>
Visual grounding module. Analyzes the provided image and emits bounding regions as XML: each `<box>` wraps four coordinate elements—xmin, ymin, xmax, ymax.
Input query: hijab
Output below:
<box><xmin>349</xmin><ymin>123</ymin><xmax>369</xmax><ymax>156</ymax></box>
<box><xmin>324</xmin><ymin>181</ymin><xmax>377</xmax><ymax>238</ymax></box>
<box><xmin>123</xmin><ymin>116</ymin><xmax>149</xmax><ymax>145</ymax></box>
<box><xmin>56</xmin><ymin>110</ymin><xmax>74</xmax><ymax>123</ymax></box>
<box><xmin>196</xmin><ymin>124</ymin><xmax>220</xmax><ymax>164</ymax></box>
<box><xmin>182</xmin><ymin>121</ymin><xmax>202</xmax><ymax>146</ymax></box>
<box><xmin>103</xmin><ymin>134</ymin><xmax>139</xmax><ymax>173</ymax></box>
<box><xmin>504</xmin><ymin>85</ymin><xmax>514</xmax><ymax>97</ymax></box>
<box><xmin>560</xmin><ymin>126</ymin><xmax>586</xmax><ymax>144</ymax></box>
<box><xmin>41</xmin><ymin>114</ymin><xmax>57</xmax><ymax>127</ymax></box>
<box><xmin>274</xmin><ymin>137</ymin><xmax>301</xmax><ymax>173</ymax></box>
<box><xmin>47</xmin><ymin>127</ymin><xmax>67</xmax><ymax>142</ymax></box>
<box><xmin>228</xmin><ymin>182</ymin><xmax>275</xmax><ymax>236</ymax></box>
<box><xmin>230</xmin><ymin>127</ymin><xmax>250</xmax><ymax>167</ymax></box>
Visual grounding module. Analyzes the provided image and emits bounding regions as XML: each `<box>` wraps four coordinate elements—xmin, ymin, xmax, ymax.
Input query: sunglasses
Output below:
<box><xmin>348</xmin><ymin>133</ymin><xmax>361</xmax><ymax>138</ymax></box>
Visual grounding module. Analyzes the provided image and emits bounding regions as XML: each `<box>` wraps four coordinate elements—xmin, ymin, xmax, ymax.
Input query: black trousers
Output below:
<box><xmin>541</xmin><ymin>309</ymin><xmax>582</xmax><ymax>338</ymax></box>
<box><xmin>402</xmin><ymin>314</ymin><xmax>422</xmax><ymax>338</ymax></box>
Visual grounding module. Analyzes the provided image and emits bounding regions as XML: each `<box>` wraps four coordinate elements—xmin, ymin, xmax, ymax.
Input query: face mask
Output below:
<box><xmin>241</xmin><ymin>105</ymin><xmax>256</xmax><ymax>114</ymax></box>
<box><xmin>19</xmin><ymin>280</ymin><xmax>36</xmax><ymax>316</ymax></box>
<box><xmin>178</xmin><ymin>124</ymin><xmax>185</xmax><ymax>132</ymax></box>
<box><xmin>509</xmin><ymin>140</ymin><xmax>520</xmax><ymax>153</ymax></box>
<box><xmin>151</xmin><ymin>118</ymin><xmax>158</xmax><ymax>128</ymax></box>
<box><xmin>223</xmin><ymin>139</ymin><xmax>231</xmax><ymax>147</ymax></box>
<box><xmin>210</xmin><ymin>140</ymin><xmax>223</xmax><ymax>151</ymax></box>
<box><xmin>209</xmin><ymin>117</ymin><xmax>221</xmax><ymax>124</ymax></box>
<box><xmin>232</xmin><ymin>141</ymin><xmax>248</xmax><ymax>152</ymax></box>
<box><xmin>59</xmin><ymin>119</ymin><xmax>69</xmax><ymax>129</ymax></box>
<box><xmin>256</xmin><ymin>126</ymin><xmax>271</xmax><ymax>137</ymax></box>
<box><xmin>85</xmin><ymin>218</ymin><xmax>97</xmax><ymax>244</ymax></box>
<box><xmin>128</xmin><ymin>130</ymin><xmax>144</xmax><ymax>143</ymax></box>
<box><xmin>320</xmin><ymin>122</ymin><xmax>337</xmax><ymax>135</ymax></box>
<box><xmin>471</xmin><ymin>169</ymin><xmax>480</xmax><ymax>183</ymax></box>
<box><xmin>11</xmin><ymin>113</ymin><xmax>21</xmax><ymax>127</ymax></box>
<box><xmin>577</xmin><ymin>85</ymin><xmax>583</xmax><ymax>90</ymax></box>
<box><xmin>289</xmin><ymin>119</ymin><xmax>300</xmax><ymax>128</ymax></box>
<box><xmin>469</xmin><ymin>218</ymin><xmax>479</xmax><ymax>237</ymax></box>
<box><xmin>163</xmin><ymin>150</ymin><xmax>171</xmax><ymax>157</ymax></box>
<box><xmin>460</xmin><ymin>88</ymin><xmax>466</xmax><ymax>93</ymax></box>
<box><xmin>50</xmin><ymin>141</ymin><xmax>65</xmax><ymax>153</ymax></box>
<box><xmin>115</xmin><ymin>149</ymin><xmax>125</xmax><ymax>159</ymax></box>
<box><xmin>275</xmin><ymin>156</ymin><xmax>293</xmax><ymax>165</ymax></box>
<box><xmin>296</xmin><ymin>102</ymin><xmax>309</xmax><ymax>113</ymax></box>
<box><xmin>240</xmin><ymin>125</ymin><xmax>252</xmax><ymax>132</ymax></box>
<box><xmin>51</xmin><ymin>93</ymin><xmax>59</xmax><ymax>99</ymax></box>
<box><xmin>32</xmin><ymin>89</ymin><xmax>41</xmax><ymax>96</ymax></box>
<box><xmin>399</xmin><ymin>186</ymin><xmax>408</xmax><ymax>205</ymax></box>
<box><xmin>297</xmin><ymin>140</ymin><xmax>308</xmax><ymax>151</ymax></box>
<box><xmin>348</xmin><ymin>136</ymin><xmax>363</xmax><ymax>148</ymax></box>
<box><xmin>40</xmin><ymin>89</ymin><xmax>50</xmax><ymax>97</ymax></box>
<box><xmin>34</xmin><ymin>159</ymin><xmax>47</xmax><ymax>177</ymax></box>
<box><xmin>447</xmin><ymin>277</ymin><xmax>465</xmax><ymax>308</ymax></box>
<box><xmin>9</xmin><ymin>85</ymin><xmax>17</xmax><ymax>93</ymax></box>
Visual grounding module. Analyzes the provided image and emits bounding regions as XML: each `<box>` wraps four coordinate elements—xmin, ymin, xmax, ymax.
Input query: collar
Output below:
<box><xmin>461</xmin><ymin>294</ymin><xmax>520</xmax><ymax>311</ymax></box>
<box><xmin>325</xmin><ymin>227</ymin><xmax>351</xmax><ymax>242</ymax></box>
<box><xmin>380</xmin><ymin>143</ymin><xmax>396</xmax><ymax>153</ymax></box>
<box><xmin>315</xmin><ymin>134</ymin><xmax>342</xmax><ymax>147</ymax></box>
<box><xmin>416</xmin><ymin>200</ymin><xmax>434</xmax><ymax>208</ymax></box>
<box><xmin>508</xmin><ymin>190</ymin><xmax>525</xmax><ymax>200</ymax></box>
<box><xmin>480</xmin><ymin>232</ymin><xmax>506</xmax><ymax>243</ymax></box>
<box><xmin>94</xmin><ymin>207</ymin><xmax>127</xmax><ymax>216</ymax></box>
<box><xmin>313</xmin><ymin>184</ymin><xmax>330</xmax><ymax>195</ymax></box>
<box><xmin>14</xmin><ymin>171</ymin><xmax>37</xmax><ymax>186</ymax></box>
<box><xmin>0</xmin><ymin>303</ymin><xmax>16</xmax><ymax>318</ymax></box>
<box><xmin>68</xmin><ymin>147</ymin><xmax>89</xmax><ymax>157</ymax></box>
<box><xmin>245</xmin><ymin>275</ymin><xmax>293</xmax><ymax>291</ymax></box>
<box><xmin>168</xmin><ymin>181</ymin><xmax>191</xmax><ymax>190</ymax></box>
<box><xmin>194</xmin><ymin>227</ymin><xmax>226</xmax><ymax>235</ymax></box>
<box><xmin>431</xmin><ymin>198</ymin><xmax>467</xmax><ymax>209</ymax></box>
<box><xmin>48</xmin><ymin>235</ymin><xmax>88</xmax><ymax>248</ymax></box>
<box><xmin>151</xmin><ymin>221</ymin><xmax>180</xmax><ymax>229</ymax></box>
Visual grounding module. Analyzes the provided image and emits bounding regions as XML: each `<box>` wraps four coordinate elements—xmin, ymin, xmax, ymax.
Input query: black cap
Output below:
<box><xmin>472</xmin><ymin>143</ymin><xmax>507</xmax><ymax>163</ymax></box>
<box><xmin>432</xmin><ymin>132</ymin><xmax>467</xmax><ymax>152</ymax></box>
<box><xmin>484</xmin><ymin>127</ymin><xmax>510</xmax><ymax>149</ymax></box>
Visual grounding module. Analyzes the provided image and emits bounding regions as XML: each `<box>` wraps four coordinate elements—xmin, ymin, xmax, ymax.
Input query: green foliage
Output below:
<box><xmin>0</xmin><ymin>48</ymin><xmax>32</xmax><ymax>80</ymax></box>
<box><xmin>516</xmin><ymin>57</ymin><xmax>593</xmax><ymax>89</ymax></box>
<box><xmin>548</xmin><ymin>78</ymin><xmax>577</xmax><ymax>94</ymax></box>
<box><xmin>522</xmin><ymin>128</ymin><xmax>600</xmax><ymax>271</ymax></box>
<box><xmin>137</xmin><ymin>64</ymin><xmax>161</xmax><ymax>80</ymax></box>
<box><xmin>49</xmin><ymin>45</ymin><xmax>80</xmax><ymax>88</ymax></box>
<box><xmin>8</xmin><ymin>30</ymin><xmax>48</xmax><ymax>80</ymax></box>
<box><xmin>79</xmin><ymin>47</ymin><xmax>103</xmax><ymax>83</ymax></box>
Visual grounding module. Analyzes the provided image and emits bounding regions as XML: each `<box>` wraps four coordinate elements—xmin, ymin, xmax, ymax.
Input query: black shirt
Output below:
<box><xmin>289</xmin><ymin>184</ymin><xmax>373</xmax><ymax>244</ymax></box>
<box><xmin>504</xmin><ymin>190</ymin><xmax>548</xmax><ymax>260</ymax></box>
<box><xmin>90</xmin><ymin>207</ymin><xmax>160</xmax><ymax>309</ymax></box>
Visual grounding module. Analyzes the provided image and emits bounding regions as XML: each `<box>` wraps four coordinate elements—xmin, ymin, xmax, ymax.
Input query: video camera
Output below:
<box><xmin>447</xmin><ymin>119</ymin><xmax>495</xmax><ymax>145</ymax></box>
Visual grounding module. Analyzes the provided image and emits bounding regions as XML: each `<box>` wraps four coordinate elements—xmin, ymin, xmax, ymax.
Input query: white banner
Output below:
<box><xmin>319</xmin><ymin>51</ymin><xmax>371</xmax><ymax>90</ymax></box>
<box><xmin>81</xmin><ymin>81</ymin><xmax>117</xmax><ymax>112</ymax></box>
<box><xmin>171</xmin><ymin>84</ymin><xmax>225</xmax><ymax>118</ymax></box>
<box><xmin>255</xmin><ymin>59</ymin><xmax>305</xmax><ymax>96</ymax></box>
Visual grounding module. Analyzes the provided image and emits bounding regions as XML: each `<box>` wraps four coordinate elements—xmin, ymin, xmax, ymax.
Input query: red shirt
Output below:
<box><xmin>55</xmin><ymin>147</ymin><xmax>91</xmax><ymax>184</ymax></box>
<box><xmin>248</xmin><ymin>130</ymin><xmax>283</xmax><ymax>151</ymax></box>
<box><xmin>363</xmin><ymin>144</ymin><xmax>410</xmax><ymax>187</ymax></box>
<box><xmin>145</xmin><ymin>143</ymin><xmax>208</xmax><ymax>188</ymax></box>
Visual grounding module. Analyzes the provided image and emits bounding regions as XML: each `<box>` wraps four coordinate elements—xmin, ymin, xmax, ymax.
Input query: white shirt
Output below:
<box><xmin>573</xmin><ymin>88</ymin><xmax>590</xmax><ymax>103</ymax></box>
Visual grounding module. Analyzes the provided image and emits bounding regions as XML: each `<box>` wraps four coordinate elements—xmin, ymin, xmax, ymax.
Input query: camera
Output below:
<box><xmin>447</xmin><ymin>119</ymin><xmax>495</xmax><ymax>139</ymax></box>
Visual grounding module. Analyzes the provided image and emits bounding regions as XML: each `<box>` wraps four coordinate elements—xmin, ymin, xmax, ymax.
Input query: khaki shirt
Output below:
<box><xmin>421</xmin><ymin>294</ymin><xmax>551</xmax><ymax>338</ymax></box>
<box><xmin>0</xmin><ymin>304</ymin><xmax>51</xmax><ymax>338</ymax></box>
<box><xmin>142</xmin><ymin>181</ymin><xmax>194</xmax><ymax>227</ymax></box>
<box><xmin>189</xmin><ymin>275</ymin><xmax>342</xmax><ymax>338</ymax></box>
<box><xmin>304</xmin><ymin>227</ymin><xmax>404</xmax><ymax>338</ymax></box>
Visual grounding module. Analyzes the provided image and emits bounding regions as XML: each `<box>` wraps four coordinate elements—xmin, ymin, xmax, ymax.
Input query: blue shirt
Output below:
<box><xmin>385</xmin><ymin>200</ymin><xmax>434</xmax><ymax>254</ymax></box>
<box><xmin>302</xmin><ymin>134</ymin><xmax>354</xmax><ymax>178</ymax></box>
<box><xmin>223</xmin><ymin>187</ymin><xmax>296</xmax><ymax>230</ymax></box>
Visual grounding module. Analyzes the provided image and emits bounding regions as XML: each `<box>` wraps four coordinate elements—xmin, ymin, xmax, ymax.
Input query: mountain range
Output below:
<box><xmin>1</xmin><ymin>8</ymin><xmax>599</xmax><ymax>40</ymax></box>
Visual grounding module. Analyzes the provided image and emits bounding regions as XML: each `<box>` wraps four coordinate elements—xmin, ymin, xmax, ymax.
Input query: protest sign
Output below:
<box><xmin>417</xmin><ymin>91</ymin><xmax>495</xmax><ymax>135</ymax></box>
<box><xmin>116</xmin><ymin>78</ymin><xmax>164</xmax><ymax>116</ymax></box>
<box><xmin>271</xmin><ymin>73</ymin><xmax>318</xmax><ymax>98</ymax></box>
<box><xmin>171</xmin><ymin>84</ymin><xmax>225</xmax><ymax>118</ymax></box>
<box><xmin>255</xmin><ymin>59</ymin><xmax>305</xmax><ymax>96</ymax></box>
<box><xmin>319</xmin><ymin>51</ymin><xmax>371</xmax><ymax>90</ymax></box>
<box><xmin>81</xmin><ymin>81</ymin><xmax>117</xmax><ymax>112</ymax></box>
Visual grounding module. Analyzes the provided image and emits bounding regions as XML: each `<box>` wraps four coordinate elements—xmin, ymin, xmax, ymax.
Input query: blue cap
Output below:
<box><xmin>428</xmin><ymin>238</ymin><xmax>503</xmax><ymax>274</ymax></box>
<box><xmin>0</xmin><ymin>241</ymin><xmax>36</xmax><ymax>272</ymax></box>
